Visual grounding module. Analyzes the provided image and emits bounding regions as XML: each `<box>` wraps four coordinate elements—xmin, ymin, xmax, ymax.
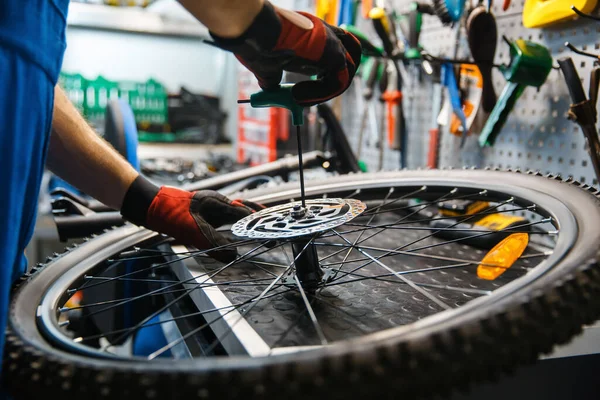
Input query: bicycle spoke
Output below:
<box><xmin>98</xmin><ymin>241</ymin><xmax>272</xmax><ymax>350</ymax></box>
<box><xmin>321</xmin><ymin>205</ymin><xmax>536</xmax><ymax>239</ymax></box>
<box><xmin>73</xmin><ymin>287</ymin><xmax>296</xmax><ymax>345</ymax></box>
<box><xmin>361</xmin><ymin>188</ymin><xmax>485</xmax><ymax>217</ymax></box>
<box><xmin>319</xmin><ymin>250</ymin><xmax>550</xmax><ymax>270</ymax></box>
<box><xmin>323</xmin><ymin>219</ymin><xmax>550</xmax><ymax>282</ymax></box>
<box><xmin>321</xmin><ymin>270</ymin><xmax>492</xmax><ymax>296</ymax></box>
<box><xmin>69</xmin><ymin>238</ymin><xmax>258</xmax><ymax>294</ymax></box>
<box><xmin>330</xmin><ymin>187</ymin><xmax>396</xmax><ymax>283</ymax></box>
<box><xmin>294</xmin><ymin>275</ymin><xmax>328</xmax><ymax>345</ymax></box>
<box><xmin>150</xmin><ymin>234</ymin><xmax>321</xmax><ymax>359</ymax></box>
<box><xmin>331</xmin><ymin>229</ymin><xmax>451</xmax><ymax>310</ymax></box>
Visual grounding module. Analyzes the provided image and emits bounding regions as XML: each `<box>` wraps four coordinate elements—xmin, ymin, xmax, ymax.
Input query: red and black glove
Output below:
<box><xmin>210</xmin><ymin>1</ymin><xmax>362</xmax><ymax>106</ymax></box>
<box><xmin>120</xmin><ymin>176</ymin><xmax>264</xmax><ymax>262</ymax></box>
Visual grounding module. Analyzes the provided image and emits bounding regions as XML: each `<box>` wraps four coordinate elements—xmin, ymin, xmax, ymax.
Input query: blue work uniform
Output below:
<box><xmin>0</xmin><ymin>0</ymin><xmax>70</xmax><ymax>370</ymax></box>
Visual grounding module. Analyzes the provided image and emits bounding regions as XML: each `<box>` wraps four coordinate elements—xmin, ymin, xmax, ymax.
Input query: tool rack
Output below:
<box><xmin>334</xmin><ymin>0</ymin><xmax>600</xmax><ymax>189</ymax></box>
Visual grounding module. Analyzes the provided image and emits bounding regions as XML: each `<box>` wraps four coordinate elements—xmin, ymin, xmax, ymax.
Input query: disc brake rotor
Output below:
<box><xmin>231</xmin><ymin>198</ymin><xmax>367</xmax><ymax>239</ymax></box>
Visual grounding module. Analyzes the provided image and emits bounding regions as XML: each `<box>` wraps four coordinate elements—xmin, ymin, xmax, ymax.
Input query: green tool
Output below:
<box><xmin>238</xmin><ymin>84</ymin><xmax>304</xmax><ymax>126</ymax></box>
<box><xmin>479</xmin><ymin>38</ymin><xmax>552</xmax><ymax>147</ymax></box>
<box><xmin>238</xmin><ymin>84</ymin><xmax>307</xmax><ymax>207</ymax></box>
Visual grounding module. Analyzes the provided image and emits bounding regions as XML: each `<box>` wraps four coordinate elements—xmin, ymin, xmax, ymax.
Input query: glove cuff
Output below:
<box><xmin>121</xmin><ymin>175</ymin><xmax>160</xmax><ymax>226</ymax></box>
<box><xmin>209</xmin><ymin>1</ymin><xmax>281</xmax><ymax>51</ymax></box>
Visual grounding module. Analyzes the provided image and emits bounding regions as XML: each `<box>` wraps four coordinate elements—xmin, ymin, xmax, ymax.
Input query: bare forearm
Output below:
<box><xmin>178</xmin><ymin>0</ymin><xmax>264</xmax><ymax>37</ymax></box>
<box><xmin>47</xmin><ymin>86</ymin><xmax>139</xmax><ymax>210</ymax></box>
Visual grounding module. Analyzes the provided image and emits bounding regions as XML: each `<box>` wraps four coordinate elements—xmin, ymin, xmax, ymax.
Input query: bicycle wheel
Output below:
<box><xmin>5</xmin><ymin>169</ymin><xmax>600</xmax><ymax>399</ymax></box>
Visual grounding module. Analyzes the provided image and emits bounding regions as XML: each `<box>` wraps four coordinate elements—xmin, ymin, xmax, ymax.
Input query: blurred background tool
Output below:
<box><xmin>315</xmin><ymin>0</ymin><xmax>339</xmax><ymax>25</ymax></box>
<box><xmin>370</xmin><ymin>6</ymin><xmax>407</xmax><ymax>167</ymax></box>
<box><xmin>467</xmin><ymin>6</ymin><xmax>497</xmax><ymax>113</ymax></box>
<box><xmin>523</xmin><ymin>0</ymin><xmax>597</xmax><ymax>27</ymax></box>
<box><xmin>558</xmin><ymin>57</ymin><xmax>600</xmax><ymax>182</ymax></box>
<box><xmin>432</xmin><ymin>0</ymin><xmax>467</xmax><ymax>25</ymax></box>
<box><xmin>337</xmin><ymin>0</ymin><xmax>358</xmax><ymax>26</ymax></box>
<box><xmin>355</xmin><ymin>57</ymin><xmax>382</xmax><ymax>160</ymax></box>
<box><xmin>479</xmin><ymin>38</ymin><xmax>552</xmax><ymax>147</ymax></box>
<box><xmin>427</xmin><ymin>63</ymin><xmax>443</xmax><ymax>169</ymax></box>
<box><xmin>441</xmin><ymin>62</ymin><xmax>468</xmax><ymax>147</ymax></box>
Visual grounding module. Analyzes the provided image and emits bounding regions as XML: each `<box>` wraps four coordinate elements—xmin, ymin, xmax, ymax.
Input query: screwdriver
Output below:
<box><xmin>370</xmin><ymin>7</ymin><xmax>406</xmax><ymax>167</ymax></box>
<box><xmin>238</xmin><ymin>84</ymin><xmax>307</xmax><ymax>208</ymax></box>
<box><xmin>356</xmin><ymin>57</ymin><xmax>382</xmax><ymax>159</ymax></box>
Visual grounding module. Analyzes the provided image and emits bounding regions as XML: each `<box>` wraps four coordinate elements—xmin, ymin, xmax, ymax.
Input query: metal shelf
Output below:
<box><xmin>67</xmin><ymin>2</ymin><xmax>209</xmax><ymax>39</ymax></box>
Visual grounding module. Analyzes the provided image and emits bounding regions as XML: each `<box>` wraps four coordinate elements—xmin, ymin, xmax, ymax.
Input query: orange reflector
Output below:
<box><xmin>477</xmin><ymin>233</ymin><xmax>529</xmax><ymax>280</ymax></box>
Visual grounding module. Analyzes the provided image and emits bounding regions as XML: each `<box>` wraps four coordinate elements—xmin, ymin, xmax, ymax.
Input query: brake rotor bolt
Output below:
<box><xmin>291</xmin><ymin>204</ymin><xmax>307</xmax><ymax>220</ymax></box>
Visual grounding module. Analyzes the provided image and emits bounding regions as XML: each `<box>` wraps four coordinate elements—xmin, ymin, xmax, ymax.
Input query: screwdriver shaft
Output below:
<box><xmin>296</xmin><ymin>125</ymin><xmax>306</xmax><ymax>209</ymax></box>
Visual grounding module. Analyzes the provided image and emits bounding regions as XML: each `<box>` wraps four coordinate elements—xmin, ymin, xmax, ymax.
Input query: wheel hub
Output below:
<box><xmin>231</xmin><ymin>198</ymin><xmax>367</xmax><ymax>239</ymax></box>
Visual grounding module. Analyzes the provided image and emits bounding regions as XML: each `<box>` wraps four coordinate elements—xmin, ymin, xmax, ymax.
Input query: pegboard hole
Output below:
<box><xmin>581</xmin><ymin>176</ymin><xmax>586</xmax><ymax>183</ymax></box>
<box><xmin>572</xmin><ymin>143</ymin><xmax>577</xmax><ymax>149</ymax></box>
<box><xmin>548</xmin><ymin>156</ymin><xmax>553</xmax><ymax>162</ymax></box>
<box><xmin>558</xmin><ymin>157</ymin><xmax>564</xmax><ymax>164</ymax></box>
<box><xmin>527</xmin><ymin>153</ymin><xmax>532</xmax><ymax>159</ymax></box>
<box><xmin>581</xmin><ymin>61</ymin><xmax>586</xmax><ymax>68</ymax></box>
<box><xmin>570</xmin><ymin>159</ymin><xmax>575</xmax><ymax>166</ymax></box>
<box><xmin>596</xmin><ymin>43</ymin><xmax>600</xmax><ymax>50</ymax></box>
<box><xmin>537</xmin><ymin>155</ymin><xmax>542</xmax><ymax>160</ymax></box>
<box><xmin>538</xmin><ymin>140</ymin><xmax>544</xmax><ymax>147</ymax></box>
<box><xmin>518</xmin><ymin>152</ymin><xmax>522</xmax><ymax>158</ymax></box>
<box><xmin>583</xmin><ymin>160</ymin><xmax>588</xmax><ymax>167</ymax></box>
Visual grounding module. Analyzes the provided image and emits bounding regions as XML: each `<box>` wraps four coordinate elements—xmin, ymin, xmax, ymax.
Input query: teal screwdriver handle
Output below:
<box><xmin>247</xmin><ymin>84</ymin><xmax>304</xmax><ymax>126</ymax></box>
<box><xmin>478</xmin><ymin>81</ymin><xmax>525</xmax><ymax>147</ymax></box>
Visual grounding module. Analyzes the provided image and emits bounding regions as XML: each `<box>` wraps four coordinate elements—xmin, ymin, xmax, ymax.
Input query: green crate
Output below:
<box><xmin>120</xmin><ymin>78</ymin><xmax>168</xmax><ymax>125</ymax></box>
<box><xmin>84</xmin><ymin>75</ymin><xmax>120</xmax><ymax>123</ymax></box>
<box><xmin>59</xmin><ymin>71</ymin><xmax>169</xmax><ymax>136</ymax></box>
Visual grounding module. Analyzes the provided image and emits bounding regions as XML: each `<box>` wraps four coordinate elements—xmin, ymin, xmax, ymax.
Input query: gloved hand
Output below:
<box><xmin>210</xmin><ymin>1</ymin><xmax>362</xmax><ymax>107</ymax></box>
<box><xmin>120</xmin><ymin>176</ymin><xmax>264</xmax><ymax>262</ymax></box>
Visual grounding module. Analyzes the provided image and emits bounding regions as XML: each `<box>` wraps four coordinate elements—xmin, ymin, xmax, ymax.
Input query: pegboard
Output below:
<box><xmin>338</xmin><ymin>0</ymin><xmax>600</xmax><ymax>187</ymax></box>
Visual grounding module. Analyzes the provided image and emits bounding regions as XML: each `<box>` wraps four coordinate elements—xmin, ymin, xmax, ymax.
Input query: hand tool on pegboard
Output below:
<box><xmin>337</xmin><ymin>0</ymin><xmax>359</xmax><ymax>26</ymax></box>
<box><xmin>316</xmin><ymin>0</ymin><xmax>339</xmax><ymax>25</ymax></box>
<box><xmin>428</xmin><ymin>63</ymin><xmax>443</xmax><ymax>168</ymax></box>
<box><xmin>355</xmin><ymin>57</ymin><xmax>383</xmax><ymax>160</ymax></box>
<box><xmin>558</xmin><ymin>57</ymin><xmax>600</xmax><ymax>184</ymax></box>
<box><xmin>466</xmin><ymin>6</ymin><xmax>497</xmax><ymax>114</ymax></box>
<box><xmin>369</xmin><ymin>6</ymin><xmax>407</xmax><ymax>168</ymax></box>
<box><xmin>478</xmin><ymin>38</ymin><xmax>553</xmax><ymax>147</ymax></box>
<box><xmin>395</xmin><ymin>2</ymin><xmax>434</xmax><ymax>61</ymax></box>
<box><xmin>441</xmin><ymin>62</ymin><xmax>469</xmax><ymax>147</ymax></box>
<box><xmin>449</xmin><ymin>64</ymin><xmax>483</xmax><ymax>137</ymax></box>
<box><xmin>432</xmin><ymin>0</ymin><xmax>467</xmax><ymax>25</ymax></box>
<box><xmin>522</xmin><ymin>0</ymin><xmax>597</xmax><ymax>28</ymax></box>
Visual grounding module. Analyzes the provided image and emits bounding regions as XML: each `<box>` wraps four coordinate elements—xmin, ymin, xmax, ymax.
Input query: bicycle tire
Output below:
<box><xmin>4</xmin><ymin>168</ymin><xmax>600</xmax><ymax>399</ymax></box>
